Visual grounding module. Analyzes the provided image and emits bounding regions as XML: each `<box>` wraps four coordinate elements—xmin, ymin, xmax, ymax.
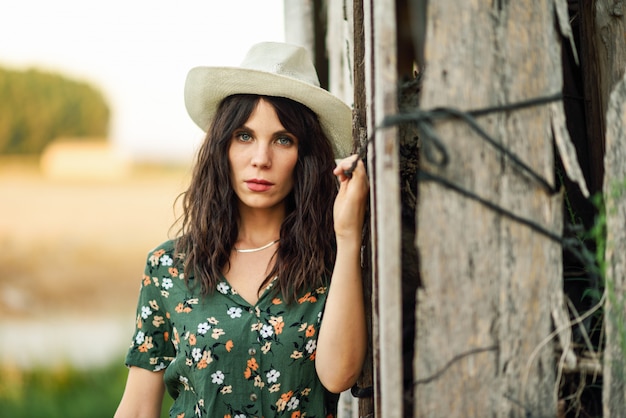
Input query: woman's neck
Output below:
<box><xmin>236</xmin><ymin>206</ymin><xmax>285</xmax><ymax>248</ymax></box>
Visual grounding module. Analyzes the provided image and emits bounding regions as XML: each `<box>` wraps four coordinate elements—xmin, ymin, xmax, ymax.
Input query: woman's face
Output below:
<box><xmin>228</xmin><ymin>98</ymin><xmax>299</xmax><ymax>212</ymax></box>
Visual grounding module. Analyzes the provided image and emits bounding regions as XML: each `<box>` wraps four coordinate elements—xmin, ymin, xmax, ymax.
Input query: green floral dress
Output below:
<box><xmin>125</xmin><ymin>240</ymin><xmax>338</xmax><ymax>418</ymax></box>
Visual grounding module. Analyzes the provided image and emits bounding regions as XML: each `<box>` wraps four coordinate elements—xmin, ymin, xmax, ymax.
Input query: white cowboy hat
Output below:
<box><xmin>184</xmin><ymin>42</ymin><xmax>352</xmax><ymax>158</ymax></box>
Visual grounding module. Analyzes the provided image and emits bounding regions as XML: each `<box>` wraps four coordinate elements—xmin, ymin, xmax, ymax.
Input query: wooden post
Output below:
<box><xmin>414</xmin><ymin>1</ymin><xmax>564</xmax><ymax>416</ymax></box>
<box><xmin>361</xmin><ymin>0</ymin><xmax>404</xmax><ymax>416</ymax></box>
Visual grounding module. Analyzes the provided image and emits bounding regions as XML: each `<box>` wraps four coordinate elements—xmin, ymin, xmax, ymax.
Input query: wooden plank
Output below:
<box><xmin>602</xmin><ymin>73</ymin><xmax>626</xmax><ymax>417</ymax></box>
<box><xmin>350</xmin><ymin>1</ymin><xmax>376</xmax><ymax>417</ymax></box>
<box><xmin>363</xmin><ymin>0</ymin><xmax>404</xmax><ymax>416</ymax></box>
<box><xmin>414</xmin><ymin>1</ymin><xmax>562</xmax><ymax>416</ymax></box>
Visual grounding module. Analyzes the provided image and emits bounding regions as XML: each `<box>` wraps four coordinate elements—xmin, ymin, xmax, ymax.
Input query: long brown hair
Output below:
<box><xmin>175</xmin><ymin>94</ymin><xmax>338</xmax><ymax>302</ymax></box>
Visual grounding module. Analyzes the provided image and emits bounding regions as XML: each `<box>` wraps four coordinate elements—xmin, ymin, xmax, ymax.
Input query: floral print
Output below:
<box><xmin>125</xmin><ymin>240</ymin><xmax>337</xmax><ymax>417</ymax></box>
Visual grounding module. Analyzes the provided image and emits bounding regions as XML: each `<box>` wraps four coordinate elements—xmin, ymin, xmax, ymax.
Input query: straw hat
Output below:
<box><xmin>184</xmin><ymin>42</ymin><xmax>352</xmax><ymax>158</ymax></box>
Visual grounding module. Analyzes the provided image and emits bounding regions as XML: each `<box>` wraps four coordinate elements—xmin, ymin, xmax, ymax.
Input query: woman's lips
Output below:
<box><xmin>245</xmin><ymin>179</ymin><xmax>273</xmax><ymax>192</ymax></box>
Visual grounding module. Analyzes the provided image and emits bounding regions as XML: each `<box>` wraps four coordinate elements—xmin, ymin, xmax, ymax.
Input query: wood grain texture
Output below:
<box><xmin>415</xmin><ymin>1</ymin><xmax>563</xmax><ymax>416</ymax></box>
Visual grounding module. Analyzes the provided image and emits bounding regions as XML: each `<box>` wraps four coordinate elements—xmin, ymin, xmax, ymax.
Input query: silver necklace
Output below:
<box><xmin>234</xmin><ymin>239</ymin><xmax>280</xmax><ymax>253</ymax></box>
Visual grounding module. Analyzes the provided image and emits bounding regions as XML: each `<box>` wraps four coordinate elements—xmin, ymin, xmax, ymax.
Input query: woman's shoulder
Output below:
<box><xmin>147</xmin><ymin>238</ymin><xmax>178</xmax><ymax>256</ymax></box>
<box><xmin>145</xmin><ymin>238</ymin><xmax>186</xmax><ymax>269</ymax></box>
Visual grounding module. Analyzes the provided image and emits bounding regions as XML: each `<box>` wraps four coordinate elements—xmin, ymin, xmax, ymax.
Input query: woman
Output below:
<box><xmin>115</xmin><ymin>42</ymin><xmax>368</xmax><ymax>418</ymax></box>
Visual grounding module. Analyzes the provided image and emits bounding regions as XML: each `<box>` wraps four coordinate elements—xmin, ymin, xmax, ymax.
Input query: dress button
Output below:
<box><xmin>248</xmin><ymin>347</ymin><xmax>257</xmax><ymax>356</ymax></box>
<box><xmin>250</xmin><ymin>392</ymin><xmax>258</xmax><ymax>402</ymax></box>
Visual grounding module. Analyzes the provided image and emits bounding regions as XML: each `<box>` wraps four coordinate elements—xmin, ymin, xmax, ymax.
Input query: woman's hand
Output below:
<box><xmin>332</xmin><ymin>155</ymin><xmax>369</xmax><ymax>240</ymax></box>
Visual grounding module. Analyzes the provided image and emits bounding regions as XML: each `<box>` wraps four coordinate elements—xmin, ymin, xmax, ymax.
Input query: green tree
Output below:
<box><xmin>0</xmin><ymin>67</ymin><xmax>110</xmax><ymax>154</ymax></box>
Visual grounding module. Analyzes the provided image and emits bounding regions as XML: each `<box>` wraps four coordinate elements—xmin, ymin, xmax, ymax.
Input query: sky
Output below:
<box><xmin>0</xmin><ymin>0</ymin><xmax>285</xmax><ymax>162</ymax></box>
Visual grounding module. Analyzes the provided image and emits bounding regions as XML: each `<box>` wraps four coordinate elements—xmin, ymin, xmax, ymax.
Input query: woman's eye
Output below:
<box><xmin>237</xmin><ymin>132</ymin><xmax>252</xmax><ymax>142</ymax></box>
<box><xmin>276</xmin><ymin>136</ymin><xmax>294</xmax><ymax>146</ymax></box>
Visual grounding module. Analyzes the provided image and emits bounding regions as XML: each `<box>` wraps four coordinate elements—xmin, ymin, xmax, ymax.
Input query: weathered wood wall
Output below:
<box><xmin>414</xmin><ymin>1</ymin><xmax>566</xmax><ymax>416</ymax></box>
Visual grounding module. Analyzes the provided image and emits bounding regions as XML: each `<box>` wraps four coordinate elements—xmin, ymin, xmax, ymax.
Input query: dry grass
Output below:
<box><xmin>0</xmin><ymin>157</ymin><xmax>190</xmax><ymax>319</ymax></box>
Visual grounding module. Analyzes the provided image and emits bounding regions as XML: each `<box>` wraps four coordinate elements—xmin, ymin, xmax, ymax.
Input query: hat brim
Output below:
<box><xmin>184</xmin><ymin>66</ymin><xmax>353</xmax><ymax>158</ymax></box>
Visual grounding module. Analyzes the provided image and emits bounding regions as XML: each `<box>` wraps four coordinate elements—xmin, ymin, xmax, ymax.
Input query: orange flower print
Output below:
<box><xmin>143</xmin><ymin>275</ymin><xmax>151</xmax><ymax>286</ymax></box>
<box><xmin>197</xmin><ymin>359</ymin><xmax>208</xmax><ymax>369</ymax></box>
<box><xmin>281</xmin><ymin>390</ymin><xmax>294</xmax><ymax>402</ymax></box>
<box><xmin>175</xmin><ymin>303</ymin><xmax>185</xmax><ymax>313</ymax></box>
<box><xmin>309</xmin><ymin>352</ymin><xmax>316</xmax><ymax>361</ymax></box>
<box><xmin>177</xmin><ymin>413</ymin><xmax>185</xmax><ymax>418</ymax></box>
<box><xmin>269</xmin><ymin>316</ymin><xmax>285</xmax><ymax>335</ymax></box>
<box><xmin>298</xmin><ymin>292</ymin><xmax>317</xmax><ymax>303</ymax></box>
<box><xmin>224</xmin><ymin>414</ymin><xmax>231</xmax><ymax>418</ymax></box>
<box><xmin>188</xmin><ymin>334</ymin><xmax>196</xmax><ymax>346</ymax></box>
<box><xmin>138</xmin><ymin>336</ymin><xmax>153</xmax><ymax>353</ymax></box>
<box><xmin>163</xmin><ymin>331</ymin><xmax>169</xmax><ymax>342</ymax></box>
<box><xmin>183</xmin><ymin>306</ymin><xmax>192</xmax><ymax>313</ymax></box>
<box><xmin>247</xmin><ymin>357</ymin><xmax>259</xmax><ymax>371</ymax></box>
<box><xmin>291</xmin><ymin>412</ymin><xmax>301</xmax><ymax>418</ymax></box>
<box><xmin>168</xmin><ymin>267</ymin><xmax>179</xmax><ymax>277</ymax></box>
<box><xmin>244</xmin><ymin>368</ymin><xmax>252</xmax><ymax>379</ymax></box>
<box><xmin>225</xmin><ymin>340</ymin><xmax>234</xmax><ymax>352</ymax></box>
<box><xmin>272</xmin><ymin>297</ymin><xmax>282</xmax><ymax>305</ymax></box>
<box><xmin>297</xmin><ymin>292</ymin><xmax>312</xmax><ymax>304</ymax></box>
<box><xmin>305</xmin><ymin>324</ymin><xmax>316</xmax><ymax>337</ymax></box>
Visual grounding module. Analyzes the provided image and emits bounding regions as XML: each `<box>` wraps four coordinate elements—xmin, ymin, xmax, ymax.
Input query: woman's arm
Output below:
<box><xmin>316</xmin><ymin>155</ymin><xmax>369</xmax><ymax>393</ymax></box>
<box><xmin>114</xmin><ymin>366</ymin><xmax>166</xmax><ymax>418</ymax></box>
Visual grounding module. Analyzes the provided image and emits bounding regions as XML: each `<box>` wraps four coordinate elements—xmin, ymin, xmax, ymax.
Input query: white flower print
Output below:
<box><xmin>197</xmin><ymin>322</ymin><xmax>210</xmax><ymax>335</ymax></box>
<box><xmin>234</xmin><ymin>415</ymin><xmax>246</xmax><ymax>418</ymax></box>
<box><xmin>260</xmin><ymin>324</ymin><xmax>274</xmax><ymax>338</ymax></box>
<box><xmin>160</xmin><ymin>254</ymin><xmax>173</xmax><ymax>266</ymax></box>
<box><xmin>287</xmin><ymin>396</ymin><xmax>300</xmax><ymax>411</ymax></box>
<box><xmin>211</xmin><ymin>370</ymin><xmax>225</xmax><ymax>384</ymax></box>
<box><xmin>162</xmin><ymin>277</ymin><xmax>173</xmax><ymax>290</ymax></box>
<box><xmin>266</xmin><ymin>369</ymin><xmax>280</xmax><ymax>383</ymax></box>
<box><xmin>154</xmin><ymin>362</ymin><xmax>167</xmax><ymax>371</ymax></box>
<box><xmin>216</xmin><ymin>282</ymin><xmax>230</xmax><ymax>294</ymax></box>
<box><xmin>305</xmin><ymin>339</ymin><xmax>317</xmax><ymax>354</ymax></box>
<box><xmin>227</xmin><ymin>307</ymin><xmax>243</xmax><ymax>318</ymax></box>
<box><xmin>192</xmin><ymin>347</ymin><xmax>203</xmax><ymax>362</ymax></box>
<box><xmin>141</xmin><ymin>306</ymin><xmax>152</xmax><ymax>319</ymax></box>
<box><xmin>135</xmin><ymin>331</ymin><xmax>145</xmax><ymax>345</ymax></box>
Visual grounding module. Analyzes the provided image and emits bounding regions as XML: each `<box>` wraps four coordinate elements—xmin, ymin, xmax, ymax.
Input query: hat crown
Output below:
<box><xmin>239</xmin><ymin>42</ymin><xmax>321</xmax><ymax>88</ymax></box>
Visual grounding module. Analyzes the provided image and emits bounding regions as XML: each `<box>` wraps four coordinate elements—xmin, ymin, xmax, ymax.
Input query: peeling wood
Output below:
<box><xmin>551</xmin><ymin>101</ymin><xmax>590</xmax><ymax>197</ymax></box>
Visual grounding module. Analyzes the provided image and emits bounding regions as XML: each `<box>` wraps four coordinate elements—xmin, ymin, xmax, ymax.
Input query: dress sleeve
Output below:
<box><xmin>124</xmin><ymin>243</ymin><xmax>177</xmax><ymax>371</ymax></box>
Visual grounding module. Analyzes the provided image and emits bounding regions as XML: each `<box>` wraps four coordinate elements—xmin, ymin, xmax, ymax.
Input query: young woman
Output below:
<box><xmin>115</xmin><ymin>42</ymin><xmax>368</xmax><ymax>418</ymax></box>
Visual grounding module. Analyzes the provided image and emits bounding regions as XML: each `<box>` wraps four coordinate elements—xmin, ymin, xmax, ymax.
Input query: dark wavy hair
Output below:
<box><xmin>175</xmin><ymin>94</ymin><xmax>338</xmax><ymax>302</ymax></box>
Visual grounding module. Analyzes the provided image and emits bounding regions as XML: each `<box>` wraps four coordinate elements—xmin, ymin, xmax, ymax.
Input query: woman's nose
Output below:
<box><xmin>250</xmin><ymin>142</ymin><xmax>271</xmax><ymax>168</ymax></box>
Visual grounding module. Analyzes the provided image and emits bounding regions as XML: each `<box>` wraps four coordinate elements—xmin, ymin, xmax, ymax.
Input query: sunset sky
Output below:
<box><xmin>1</xmin><ymin>0</ymin><xmax>285</xmax><ymax>162</ymax></box>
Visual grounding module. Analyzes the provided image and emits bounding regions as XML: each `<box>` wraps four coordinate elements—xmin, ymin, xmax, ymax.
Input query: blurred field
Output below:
<box><xmin>0</xmin><ymin>157</ymin><xmax>190</xmax><ymax>367</ymax></box>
